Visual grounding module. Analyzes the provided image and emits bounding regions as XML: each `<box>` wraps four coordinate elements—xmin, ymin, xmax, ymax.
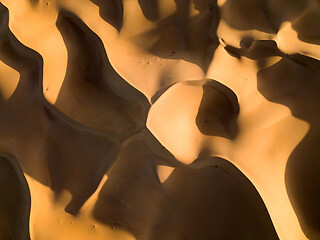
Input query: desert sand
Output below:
<box><xmin>0</xmin><ymin>0</ymin><xmax>319</xmax><ymax>239</ymax></box>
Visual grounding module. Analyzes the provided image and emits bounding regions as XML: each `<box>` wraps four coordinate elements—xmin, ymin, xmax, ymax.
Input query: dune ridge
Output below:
<box><xmin>0</xmin><ymin>0</ymin><xmax>320</xmax><ymax>239</ymax></box>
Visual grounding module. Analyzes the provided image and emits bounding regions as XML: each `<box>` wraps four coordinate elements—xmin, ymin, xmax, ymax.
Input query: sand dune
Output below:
<box><xmin>0</xmin><ymin>0</ymin><xmax>320</xmax><ymax>239</ymax></box>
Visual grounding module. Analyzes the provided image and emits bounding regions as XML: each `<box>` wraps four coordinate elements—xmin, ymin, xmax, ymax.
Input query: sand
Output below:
<box><xmin>0</xmin><ymin>0</ymin><xmax>319</xmax><ymax>239</ymax></box>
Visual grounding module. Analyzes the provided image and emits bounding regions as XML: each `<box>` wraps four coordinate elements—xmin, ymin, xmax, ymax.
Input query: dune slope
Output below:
<box><xmin>0</xmin><ymin>0</ymin><xmax>320</xmax><ymax>239</ymax></box>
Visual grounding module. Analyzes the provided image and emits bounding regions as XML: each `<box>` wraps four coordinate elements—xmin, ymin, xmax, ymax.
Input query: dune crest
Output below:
<box><xmin>0</xmin><ymin>0</ymin><xmax>320</xmax><ymax>239</ymax></box>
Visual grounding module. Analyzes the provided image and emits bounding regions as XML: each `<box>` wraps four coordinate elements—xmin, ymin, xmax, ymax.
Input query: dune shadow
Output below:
<box><xmin>219</xmin><ymin>38</ymin><xmax>320</xmax><ymax>238</ymax></box>
<box><xmin>196</xmin><ymin>79</ymin><xmax>239</xmax><ymax>139</ymax></box>
<box><xmin>221</xmin><ymin>0</ymin><xmax>320</xmax><ymax>46</ymax></box>
<box><xmin>0</xmin><ymin>154</ymin><xmax>31</xmax><ymax>240</ymax></box>
<box><xmin>131</xmin><ymin>0</ymin><xmax>220</xmax><ymax>73</ymax></box>
<box><xmin>93</xmin><ymin>130</ymin><xmax>279</xmax><ymax>239</ymax></box>
<box><xmin>291</xmin><ymin>1</ymin><xmax>320</xmax><ymax>45</ymax></box>
<box><xmin>138</xmin><ymin>0</ymin><xmax>159</xmax><ymax>22</ymax></box>
<box><xmin>256</xmin><ymin>49</ymin><xmax>320</xmax><ymax>239</ymax></box>
<box><xmin>55</xmin><ymin>10</ymin><xmax>150</xmax><ymax>142</ymax></box>
<box><xmin>207</xmin><ymin>38</ymin><xmax>320</xmax><ymax>238</ymax></box>
<box><xmin>92</xmin><ymin>130</ymin><xmax>183</xmax><ymax>239</ymax></box>
<box><xmin>90</xmin><ymin>0</ymin><xmax>159</xmax><ymax>31</ymax></box>
<box><xmin>0</xmin><ymin>3</ymin><xmax>120</xmax><ymax>215</ymax></box>
<box><xmin>220</xmin><ymin>0</ymin><xmax>277</xmax><ymax>33</ymax></box>
<box><xmin>90</xmin><ymin>0</ymin><xmax>123</xmax><ymax>32</ymax></box>
<box><xmin>90</xmin><ymin>0</ymin><xmax>220</xmax><ymax>72</ymax></box>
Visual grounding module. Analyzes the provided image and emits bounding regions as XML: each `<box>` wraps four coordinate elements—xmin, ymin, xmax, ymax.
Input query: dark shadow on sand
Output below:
<box><xmin>196</xmin><ymin>79</ymin><xmax>239</xmax><ymax>139</ymax></box>
<box><xmin>257</xmin><ymin>49</ymin><xmax>320</xmax><ymax>239</ymax></box>
<box><xmin>55</xmin><ymin>10</ymin><xmax>150</xmax><ymax>142</ymax></box>
<box><xmin>90</xmin><ymin>0</ymin><xmax>123</xmax><ymax>31</ymax></box>
<box><xmin>136</xmin><ymin>0</ymin><xmax>220</xmax><ymax>73</ymax></box>
<box><xmin>221</xmin><ymin>0</ymin><xmax>320</xmax><ymax>45</ymax></box>
<box><xmin>93</xmin><ymin>130</ymin><xmax>279</xmax><ymax>240</ymax></box>
<box><xmin>0</xmin><ymin>3</ymin><xmax>145</xmax><ymax>216</ymax></box>
<box><xmin>92</xmin><ymin>0</ymin><xmax>220</xmax><ymax>73</ymax></box>
<box><xmin>0</xmin><ymin>154</ymin><xmax>31</xmax><ymax>240</ymax></box>
<box><xmin>224</xmin><ymin>37</ymin><xmax>320</xmax><ymax>239</ymax></box>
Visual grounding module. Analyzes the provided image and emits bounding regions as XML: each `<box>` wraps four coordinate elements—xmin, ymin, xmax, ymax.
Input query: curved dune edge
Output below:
<box><xmin>1</xmin><ymin>0</ymin><xmax>320</xmax><ymax>239</ymax></box>
<box><xmin>0</xmin><ymin>154</ymin><xmax>31</xmax><ymax>240</ymax></box>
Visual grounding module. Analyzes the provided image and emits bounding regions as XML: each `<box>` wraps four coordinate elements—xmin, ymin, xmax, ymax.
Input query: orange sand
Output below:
<box><xmin>0</xmin><ymin>0</ymin><xmax>320</xmax><ymax>239</ymax></box>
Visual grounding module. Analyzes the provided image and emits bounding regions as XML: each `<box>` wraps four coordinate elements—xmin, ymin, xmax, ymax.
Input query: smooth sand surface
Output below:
<box><xmin>0</xmin><ymin>0</ymin><xmax>320</xmax><ymax>239</ymax></box>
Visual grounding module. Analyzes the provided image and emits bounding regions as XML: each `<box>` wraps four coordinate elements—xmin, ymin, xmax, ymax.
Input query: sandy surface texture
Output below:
<box><xmin>0</xmin><ymin>0</ymin><xmax>319</xmax><ymax>239</ymax></box>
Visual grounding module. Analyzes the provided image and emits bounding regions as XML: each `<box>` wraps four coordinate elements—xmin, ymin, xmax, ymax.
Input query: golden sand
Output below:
<box><xmin>0</xmin><ymin>0</ymin><xmax>320</xmax><ymax>239</ymax></box>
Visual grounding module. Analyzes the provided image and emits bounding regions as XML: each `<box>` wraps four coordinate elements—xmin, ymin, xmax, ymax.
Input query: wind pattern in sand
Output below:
<box><xmin>0</xmin><ymin>0</ymin><xmax>320</xmax><ymax>239</ymax></box>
